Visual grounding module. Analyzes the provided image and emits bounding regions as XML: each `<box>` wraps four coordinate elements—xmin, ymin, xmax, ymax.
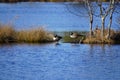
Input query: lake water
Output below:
<box><xmin>0</xmin><ymin>2</ymin><xmax>119</xmax><ymax>31</ymax></box>
<box><xmin>0</xmin><ymin>43</ymin><xmax>120</xmax><ymax>80</ymax></box>
<box><xmin>0</xmin><ymin>2</ymin><xmax>120</xmax><ymax>80</ymax></box>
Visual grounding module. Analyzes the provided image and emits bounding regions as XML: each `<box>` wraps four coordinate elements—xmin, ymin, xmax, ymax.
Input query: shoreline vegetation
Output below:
<box><xmin>0</xmin><ymin>24</ymin><xmax>54</xmax><ymax>43</ymax></box>
<box><xmin>63</xmin><ymin>29</ymin><xmax>120</xmax><ymax>44</ymax></box>
<box><xmin>0</xmin><ymin>24</ymin><xmax>120</xmax><ymax>44</ymax></box>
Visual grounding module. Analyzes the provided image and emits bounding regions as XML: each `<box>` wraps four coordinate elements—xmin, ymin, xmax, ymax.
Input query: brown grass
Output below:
<box><xmin>83</xmin><ymin>37</ymin><xmax>114</xmax><ymax>44</ymax></box>
<box><xmin>0</xmin><ymin>25</ymin><xmax>53</xmax><ymax>43</ymax></box>
<box><xmin>17</xmin><ymin>28</ymin><xmax>53</xmax><ymax>43</ymax></box>
<box><xmin>0</xmin><ymin>25</ymin><xmax>16</xmax><ymax>43</ymax></box>
<box><xmin>84</xmin><ymin>29</ymin><xmax>120</xmax><ymax>44</ymax></box>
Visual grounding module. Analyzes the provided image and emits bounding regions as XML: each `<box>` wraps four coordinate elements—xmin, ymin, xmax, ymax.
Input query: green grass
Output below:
<box><xmin>63</xmin><ymin>36</ymin><xmax>85</xmax><ymax>43</ymax></box>
<box><xmin>62</xmin><ymin>31</ymin><xmax>87</xmax><ymax>43</ymax></box>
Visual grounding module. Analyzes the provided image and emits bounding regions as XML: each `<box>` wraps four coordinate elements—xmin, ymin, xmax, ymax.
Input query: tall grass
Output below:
<box><xmin>0</xmin><ymin>24</ymin><xmax>16</xmax><ymax>43</ymax></box>
<box><xmin>84</xmin><ymin>29</ymin><xmax>120</xmax><ymax>44</ymax></box>
<box><xmin>17</xmin><ymin>28</ymin><xmax>52</xmax><ymax>43</ymax></box>
<box><xmin>0</xmin><ymin>24</ymin><xmax>53</xmax><ymax>43</ymax></box>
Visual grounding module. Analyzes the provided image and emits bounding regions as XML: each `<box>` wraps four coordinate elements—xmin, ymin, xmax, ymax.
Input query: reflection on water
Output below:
<box><xmin>0</xmin><ymin>43</ymin><xmax>120</xmax><ymax>80</ymax></box>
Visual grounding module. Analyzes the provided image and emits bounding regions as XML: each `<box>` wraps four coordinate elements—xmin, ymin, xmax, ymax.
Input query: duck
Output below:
<box><xmin>53</xmin><ymin>34</ymin><xmax>62</xmax><ymax>42</ymax></box>
<box><xmin>52</xmin><ymin>34</ymin><xmax>62</xmax><ymax>45</ymax></box>
<box><xmin>70</xmin><ymin>32</ymin><xmax>83</xmax><ymax>43</ymax></box>
<box><xmin>70</xmin><ymin>32</ymin><xmax>82</xmax><ymax>38</ymax></box>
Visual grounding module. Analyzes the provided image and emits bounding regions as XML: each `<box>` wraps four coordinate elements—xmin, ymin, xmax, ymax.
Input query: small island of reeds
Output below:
<box><xmin>0</xmin><ymin>24</ymin><xmax>54</xmax><ymax>43</ymax></box>
<box><xmin>0</xmin><ymin>24</ymin><xmax>120</xmax><ymax>44</ymax></box>
<box><xmin>63</xmin><ymin>29</ymin><xmax>120</xmax><ymax>44</ymax></box>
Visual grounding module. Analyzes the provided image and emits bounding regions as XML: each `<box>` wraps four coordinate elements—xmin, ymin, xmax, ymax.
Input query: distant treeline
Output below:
<box><xmin>0</xmin><ymin>0</ymin><xmax>110</xmax><ymax>3</ymax></box>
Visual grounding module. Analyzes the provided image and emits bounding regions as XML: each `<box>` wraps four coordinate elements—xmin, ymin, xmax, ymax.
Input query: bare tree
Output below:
<box><xmin>107</xmin><ymin>0</ymin><xmax>115</xmax><ymax>39</ymax></box>
<box><xmin>96</xmin><ymin>0</ymin><xmax>120</xmax><ymax>40</ymax></box>
<box><xmin>67</xmin><ymin>0</ymin><xmax>119</xmax><ymax>41</ymax></box>
<box><xmin>66</xmin><ymin>0</ymin><xmax>95</xmax><ymax>38</ymax></box>
<box><xmin>68</xmin><ymin>0</ymin><xmax>119</xmax><ymax>41</ymax></box>
<box><xmin>97</xmin><ymin>0</ymin><xmax>112</xmax><ymax>41</ymax></box>
<box><xmin>83</xmin><ymin>0</ymin><xmax>94</xmax><ymax>38</ymax></box>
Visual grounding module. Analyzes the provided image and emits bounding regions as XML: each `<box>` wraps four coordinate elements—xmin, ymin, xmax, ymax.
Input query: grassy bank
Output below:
<box><xmin>62</xmin><ymin>30</ymin><xmax>120</xmax><ymax>44</ymax></box>
<box><xmin>63</xmin><ymin>31</ymin><xmax>87</xmax><ymax>43</ymax></box>
<box><xmin>0</xmin><ymin>24</ymin><xmax>120</xmax><ymax>44</ymax></box>
<box><xmin>83</xmin><ymin>29</ymin><xmax>120</xmax><ymax>44</ymax></box>
<box><xmin>0</xmin><ymin>24</ymin><xmax>53</xmax><ymax>43</ymax></box>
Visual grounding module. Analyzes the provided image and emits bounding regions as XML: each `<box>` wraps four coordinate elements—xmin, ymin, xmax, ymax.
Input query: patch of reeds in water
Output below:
<box><xmin>0</xmin><ymin>24</ymin><xmax>16</xmax><ymax>43</ymax></box>
<box><xmin>0</xmin><ymin>24</ymin><xmax>120</xmax><ymax>44</ymax></box>
<box><xmin>84</xmin><ymin>29</ymin><xmax>120</xmax><ymax>44</ymax></box>
<box><xmin>17</xmin><ymin>28</ymin><xmax>53</xmax><ymax>43</ymax></box>
<box><xmin>62</xmin><ymin>29</ymin><xmax>120</xmax><ymax>44</ymax></box>
<box><xmin>0</xmin><ymin>24</ymin><xmax>53</xmax><ymax>43</ymax></box>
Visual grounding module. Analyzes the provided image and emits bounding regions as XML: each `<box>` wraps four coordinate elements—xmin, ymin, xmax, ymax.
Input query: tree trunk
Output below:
<box><xmin>86</xmin><ymin>0</ymin><xmax>93</xmax><ymax>38</ymax></box>
<box><xmin>107</xmin><ymin>0</ymin><xmax>114</xmax><ymax>39</ymax></box>
<box><xmin>101</xmin><ymin>16</ymin><xmax>105</xmax><ymax>41</ymax></box>
<box><xmin>90</xmin><ymin>14</ymin><xmax>93</xmax><ymax>38</ymax></box>
<box><xmin>107</xmin><ymin>12</ymin><xmax>113</xmax><ymax>39</ymax></box>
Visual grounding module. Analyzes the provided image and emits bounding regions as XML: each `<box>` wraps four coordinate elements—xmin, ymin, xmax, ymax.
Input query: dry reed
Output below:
<box><xmin>17</xmin><ymin>28</ymin><xmax>52</xmax><ymax>43</ymax></box>
<box><xmin>0</xmin><ymin>25</ymin><xmax>53</xmax><ymax>43</ymax></box>
<box><xmin>0</xmin><ymin>24</ymin><xmax>16</xmax><ymax>43</ymax></box>
<box><xmin>84</xmin><ymin>28</ymin><xmax>120</xmax><ymax>44</ymax></box>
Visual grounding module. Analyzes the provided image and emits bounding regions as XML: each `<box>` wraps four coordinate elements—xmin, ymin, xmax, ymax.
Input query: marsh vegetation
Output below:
<box><xmin>0</xmin><ymin>24</ymin><xmax>53</xmax><ymax>43</ymax></box>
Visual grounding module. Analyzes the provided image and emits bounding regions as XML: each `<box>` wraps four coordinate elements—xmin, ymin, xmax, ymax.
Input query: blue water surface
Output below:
<box><xmin>0</xmin><ymin>43</ymin><xmax>120</xmax><ymax>80</ymax></box>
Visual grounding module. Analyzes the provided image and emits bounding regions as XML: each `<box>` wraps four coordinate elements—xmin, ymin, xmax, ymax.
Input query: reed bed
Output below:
<box><xmin>17</xmin><ymin>28</ymin><xmax>53</xmax><ymax>43</ymax></box>
<box><xmin>62</xmin><ymin>29</ymin><xmax>120</xmax><ymax>44</ymax></box>
<box><xmin>0</xmin><ymin>25</ymin><xmax>16</xmax><ymax>43</ymax></box>
<box><xmin>84</xmin><ymin>29</ymin><xmax>120</xmax><ymax>44</ymax></box>
<box><xmin>0</xmin><ymin>25</ymin><xmax>53</xmax><ymax>43</ymax></box>
<box><xmin>0</xmin><ymin>24</ymin><xmax>120</xmax><ymax>44</ymax></box>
